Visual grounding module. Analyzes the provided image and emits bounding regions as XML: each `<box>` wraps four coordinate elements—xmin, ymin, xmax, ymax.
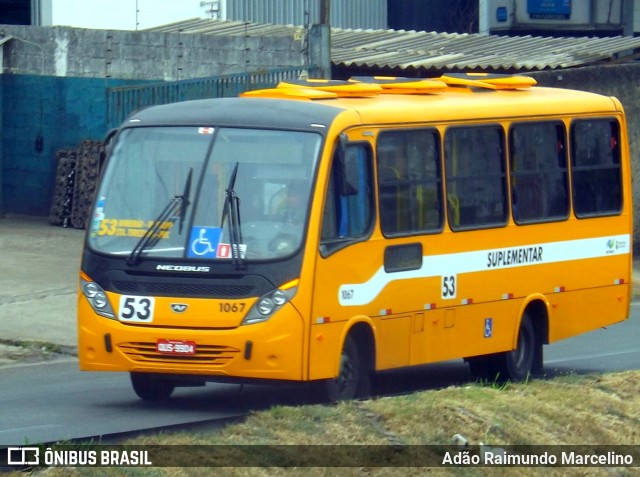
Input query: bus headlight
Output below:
<box><xmin>80</xmin><ymin>277</ymin><xmax>116</xmax><ymax>319</ymax></box>
<box><xmin>242</xmin><ymin>279</ymin><xmax>299</xmax><ymax>325</ymax></box>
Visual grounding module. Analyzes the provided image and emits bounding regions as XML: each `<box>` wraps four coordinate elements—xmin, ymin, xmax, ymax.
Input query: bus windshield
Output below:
<box><xmin>89</xmin><ymin>126</ymin><xmax>322</xmax><ymax>261</ymax></box>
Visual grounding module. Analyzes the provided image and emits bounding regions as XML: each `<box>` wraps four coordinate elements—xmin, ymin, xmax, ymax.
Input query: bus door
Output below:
<box><xmin>376</xmin><ymin>128</ymin><xmax>449</xmax><ymax>367</ymax></box>
<box><xmin>308</xmin><ymin>139</ymin><xmax>376</xmax><ymax>380</ymax></box>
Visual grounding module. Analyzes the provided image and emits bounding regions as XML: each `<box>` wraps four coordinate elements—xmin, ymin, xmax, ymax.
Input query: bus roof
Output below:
<box><xmin>123</xmin><ymin>75</ymin><xmax>621</xmax><ymax>132</ymax></box>
<box><xmin>125</xmin><ymin>96</ymin><xmax>345</xmax><ymax>132</ymax></box>
<box><xmin>324</xmin><ymin>86</ymin><xmax>621</xmax><ymax>125</ymax></box>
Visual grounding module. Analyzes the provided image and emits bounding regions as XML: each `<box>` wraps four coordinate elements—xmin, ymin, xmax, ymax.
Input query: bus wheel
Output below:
<box><xmin>467</xmin><ymin>354</ymin><xmax>500</xmax><ymax>381</ymax></box>
<box><xmin>502</xmin><ymin>313</ymin><xmax>537</xmax><ymax>382</ymax></box>
<box><xmin>130</xmin><ymin>372</ymin><xmax>175</xmax><ymax>402</ymax></box>
<box><xmin>324</xmin><ymin>335</ymin><xmax>360</xmax><ymax>402</ymax></box>
<box><xmin>468</xmin><ymin>313</ymin><xmax>538</xmax><ymax>383</ymax></box>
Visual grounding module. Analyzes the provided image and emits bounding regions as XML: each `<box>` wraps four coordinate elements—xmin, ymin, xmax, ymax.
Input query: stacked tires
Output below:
<box><xmin>49</xmin><ymin>140</ymin><xmax>104</xmax><ymax>229</ymax></box>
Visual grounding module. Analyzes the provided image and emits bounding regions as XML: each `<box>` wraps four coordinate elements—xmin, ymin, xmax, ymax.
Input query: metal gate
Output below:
<box><xmin>107</xmin><ymin>66</ymin><xmax>318</xmax><ymax>130</ymax></box>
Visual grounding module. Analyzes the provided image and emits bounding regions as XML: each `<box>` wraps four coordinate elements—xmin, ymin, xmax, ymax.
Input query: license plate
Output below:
<box><xmin>156</xmin><ymin>339</ymin><xmax>197</xmax><ymax>355</ymax></box>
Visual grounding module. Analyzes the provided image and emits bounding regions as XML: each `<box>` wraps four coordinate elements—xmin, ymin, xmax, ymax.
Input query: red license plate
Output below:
<box><xmin>156</xmin><ymin>339</ymin><xmax>197</xmax><ymax>355</ymax></box>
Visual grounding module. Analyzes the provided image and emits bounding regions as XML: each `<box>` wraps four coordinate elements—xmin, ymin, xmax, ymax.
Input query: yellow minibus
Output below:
<box><xmin>78</xmin><ymin>74</ymin><xmax>632</xmax><ymax>401</ymax></box>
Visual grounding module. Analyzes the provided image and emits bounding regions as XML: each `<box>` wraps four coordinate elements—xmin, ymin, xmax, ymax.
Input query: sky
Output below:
<box><xmin>51</xmin><ymin>0</ymin><xmax>209</xmax><ymax>30</ymax></box>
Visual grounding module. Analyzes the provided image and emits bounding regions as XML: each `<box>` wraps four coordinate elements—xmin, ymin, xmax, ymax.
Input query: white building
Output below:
<box><xmin>480</xmin><ymin>0</ymin><xmax>638</xmax><ymax>36</ymax></box>
<box><xmin>14</xmin><ymin>0</ymin><xmax>640</xmax><ymax>36</ymax></box>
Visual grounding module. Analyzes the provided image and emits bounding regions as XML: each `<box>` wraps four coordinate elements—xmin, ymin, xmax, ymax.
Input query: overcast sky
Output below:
<box><xmin>51</xmin><ymin>0</ymin><xmax>208</xmax><ymax>30</ymax></box>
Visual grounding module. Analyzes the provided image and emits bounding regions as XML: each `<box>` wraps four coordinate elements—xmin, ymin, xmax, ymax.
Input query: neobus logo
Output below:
<box><xmin>171</xmin><ymin>303</ymin><xmax>188</xmax><ymax>313</ymax></box>
<box><xmin>156</xmin><ymin>264</ymin><xmax>211</xmax><ymax>272</ymax></box>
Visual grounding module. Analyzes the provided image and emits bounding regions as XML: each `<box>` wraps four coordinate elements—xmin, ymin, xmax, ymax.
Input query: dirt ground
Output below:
<box><xmin>0</xmin><ymin>214</ymin><xmax>84</xmax><ymax>365</ymax></box>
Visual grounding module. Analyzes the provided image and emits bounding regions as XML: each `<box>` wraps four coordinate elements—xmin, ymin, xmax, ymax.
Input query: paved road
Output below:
<box><xmin>0</xmin><ymin>360</ymin><xmax>257</xmax><ymax>445</ymax></box>
<box><xmin>544</xmin><ymin>302</ymin><xmax>640</xmax><ymax>374</ymax></box>
<box><xmin>1</xmin><ymin>307</ymin><xmax>638</xmax><ymax>446</ymax></box>
<box><xmin>2</xmin><ymin>216</ymin><xmax>639</xmax><ymax>445</ymax></box>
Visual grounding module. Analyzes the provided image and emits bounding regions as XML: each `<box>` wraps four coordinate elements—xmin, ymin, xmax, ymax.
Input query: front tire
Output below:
<box><xmin>130</xmin><ymin>372</ymin><xmax>175</xmax><ymax>402</ymax></box>
<box><xmin>324</xmin><ymin>335</ymin><xmax>361</xmax><ymax>402</ymax></box>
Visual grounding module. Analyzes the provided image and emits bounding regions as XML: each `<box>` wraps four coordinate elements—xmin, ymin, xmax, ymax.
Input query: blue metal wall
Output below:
<box><xmin>1</xmin><ymin>67</ymin><xmax>316</xmax><ymax>215</ymax></box>
<box><xmin>0</xmin><ymin>75</ymin><xmax>137</xmax><ymax>215</ymax></box>
<box><xmin>0</xmin><ymin>75</ymin><xmax>3</xmax><ymax>214</ymax></box>
<box><xmin>388</xmin><ymin>0</ymin><xmax>476</xmax><ymax>33</ymax></box>
<box><xmin>0</xmin><ymin>0</ymin><xmax>31</xmax><ymax>25</ymax></box>
<box><xmin>106</xmin><ymin>66</ymin><xmax>318</xmax><ymax>130</ymax></box>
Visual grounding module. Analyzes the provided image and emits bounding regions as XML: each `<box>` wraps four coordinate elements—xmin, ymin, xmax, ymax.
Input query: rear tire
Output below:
<box><xmin>502</xmin><ymin>313</ymin><xmax>536</xmax><ymax>381</ymax></box>
<box><xmin>130</xmin><ymin>372</ymin><xmax>175</xmax><ymax>402</ymax></box>
<box><xmin>467</xmin><ymin>354</ymin><xmax>500</xmax><ymax>381</ymax></box>
<box><xmin>468</xmin><ymin>312</ymin><xmax>539</xmax><ymax>383</ymax></box>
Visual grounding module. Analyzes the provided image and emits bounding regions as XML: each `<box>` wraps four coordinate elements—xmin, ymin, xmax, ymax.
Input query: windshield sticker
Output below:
<box><xmin>97</xmin><ymin>218</ymin><xmax>174</xmax><ymax>239</ymax></box>
<box><xmin>188</xmin><ymin>226</ymin><xmax>222</xmax><ymax>258</ymax></box>
<box><xmin>90</xmin><ymin>197</ymin><xmax>106</xmax><ymax>236</ymax></box>
<box><xmin>217</xmin><ymin>243</ymin><xmax>247</xmax><ymax>260</ymax></box>
<box><xmin>198</xmin><ymin>127</ymin><xmax>215</xmax><ymax>135</ymax></box>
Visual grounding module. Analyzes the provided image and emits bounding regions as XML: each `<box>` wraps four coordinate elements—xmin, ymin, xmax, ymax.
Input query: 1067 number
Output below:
<box><xmin>219</xmin><ymin>303</ymin><xmax>245</xmax><ymax>313</ymax></box>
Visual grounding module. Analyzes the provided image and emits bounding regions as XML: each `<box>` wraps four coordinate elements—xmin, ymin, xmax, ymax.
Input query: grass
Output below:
<box><xmin>0</xmin><ymin>339</ymin><xmax>76</xmax><ymax>365</ymax></box>
<box><xmin>25</xmin><ymin>370</ymin><xmax>640</xmax><ymax>477</ymax></box>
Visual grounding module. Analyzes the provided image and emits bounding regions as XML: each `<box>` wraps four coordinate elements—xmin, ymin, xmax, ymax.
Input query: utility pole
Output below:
<box><xmin>622</xmin><ymin>0</ymin><xmax>634</xmax><ymax>36</ymax></box>
<box><xmin>309</xmin><ymin>0</ymin><xmax>332</xmax><ymax>79</ymax></box>
<box><xmin>319</xmin><ymin>0</ymin><xmax>331</xmax><ymax>25</ymax></box>
<box><xmin>200</xmin><ymin>1</ymin><xmax>220</xmax><ymax>20</ymax></box>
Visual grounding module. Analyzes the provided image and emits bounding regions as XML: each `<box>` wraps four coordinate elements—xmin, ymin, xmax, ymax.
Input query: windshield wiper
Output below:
<box><xmin>127</xmin><ymin>168</ymin><xmax>193</xmax><ymax>266</ymax></box>
<box><xmin>220</xmin><ymin>162</ymin><xmax>244</xmax><ymax>269</ymax></box>
<box><xmin>178</xmin><ymin>168</ymin><xmax>193</xmax><ymax>234</ymax></box>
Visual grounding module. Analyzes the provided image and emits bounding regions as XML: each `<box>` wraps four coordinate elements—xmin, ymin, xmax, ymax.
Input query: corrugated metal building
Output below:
<box><xmin>149</xmin><ymin>19</ymin><xmax>640</xmax><ymax>75</ymax></box>
<box><xmin>219</xmin><ymin>0</ymin><xmax>387</xmax><ymax>30</ymax></box>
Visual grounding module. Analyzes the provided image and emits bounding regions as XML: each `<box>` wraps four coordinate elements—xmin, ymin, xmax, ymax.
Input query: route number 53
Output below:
<box><xmin>119</xmin><ymin>295</ymin><xmax>155</xmax><ymax>322</ymax></box>
<box><xmin>441</xmin><ymin>275</ymin><xmax>457</xmax><ymax>299</ymax></box>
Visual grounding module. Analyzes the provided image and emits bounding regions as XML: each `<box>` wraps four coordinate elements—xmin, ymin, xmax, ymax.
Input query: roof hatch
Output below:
<box><xmin>240</xmin><ymin>73</ymin><xmax>537</xmax><ymax>99</ymax></box>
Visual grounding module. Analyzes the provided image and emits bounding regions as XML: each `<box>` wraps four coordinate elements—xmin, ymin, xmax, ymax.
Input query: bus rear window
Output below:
<box><xmin>570</xmin><ymin>119</ymin><xmax>622</xmax><ymax>217</ymax></box>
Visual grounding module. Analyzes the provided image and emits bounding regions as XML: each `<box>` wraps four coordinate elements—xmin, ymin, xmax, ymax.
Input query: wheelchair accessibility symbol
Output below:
<box><xmin>187</xmin><ymin>227</ymin><xmax>222</xmax><ymax>259</ymax></box>
<box><xmin>484</xmin><ymin>318</ymin><xmax>493</xmax><ymax>338</ymax></box>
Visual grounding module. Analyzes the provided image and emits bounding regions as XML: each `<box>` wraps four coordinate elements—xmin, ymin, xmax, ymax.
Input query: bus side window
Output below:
<box><xmin>509</xmin><ymin>121</ymin><xmax>569</xmax><ymax>224</ymax></box>
<box><xmin>444</xmin><ymin>125</ymin><xmax>508</xmax><ymax>230</ymax></box>
<box><xmin>377</xmin><ymin>138</ymin><xmax>405</xmax><ymax>233</ymax></box>
<box><xmin>320</xmin><ymin>143</ymin><xmax>374</xmax><ymax>253</ymax></box>
<box><xmin>570</xmin><ymin>119</ymin><xmax>623</xmax><ymax>217</ymax></box>
<box><xmin>377</xmin><ymin>129</ymin><xmax>443</xmax><ymax>236</ymax></box>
